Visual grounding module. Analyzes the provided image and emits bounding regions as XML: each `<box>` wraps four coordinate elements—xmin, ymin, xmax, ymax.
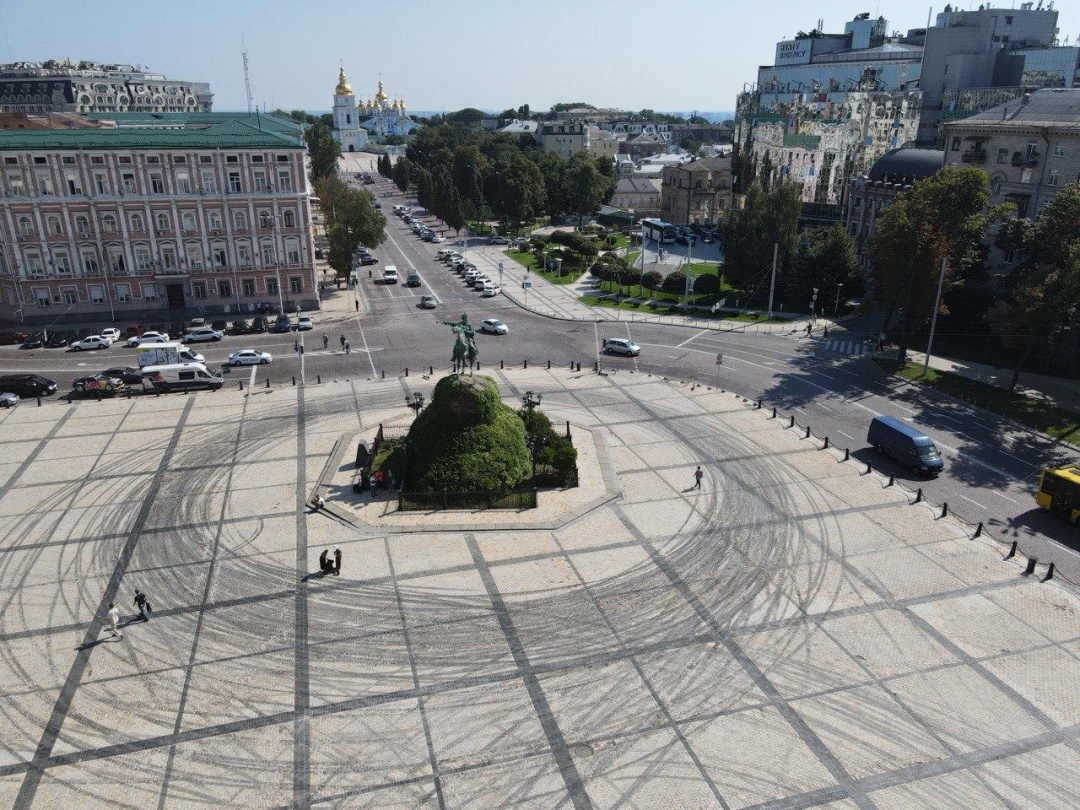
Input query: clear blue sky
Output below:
<box><xmin>8</xmin><ymin>1</ymin><xmax>1079</xmax><ymax>114</ymax></box>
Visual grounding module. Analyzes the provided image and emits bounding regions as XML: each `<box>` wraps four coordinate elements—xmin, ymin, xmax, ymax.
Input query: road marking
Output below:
<box><xmin>355</xmin><ymin>321</ymin><xmax>378</xmax><ymax>377</ymax></box>
<box><xmin>959</xmin><ymin>494</ymin><xmax>988</xmax><ymax>510</ymax></box>
<box><xmin>993</xmin><ymin>491</ymin><xmax>1020</xmax><ymax>504</ymax></box>
<box><xmin>676</xmin><ymin>329</ymin><xmax>710</xmax><ymax>348</ymax></box>
<box><xmin>837</xmin><ymin>430</ymin><xmax>856</xmax><ymax>441</ymax></box>
<box><xmin>248</xmin><ymin>365</ymin><xmax>257</xmax><ymax>388</ymax></box>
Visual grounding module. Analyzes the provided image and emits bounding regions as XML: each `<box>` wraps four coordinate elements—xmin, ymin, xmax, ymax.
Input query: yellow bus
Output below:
<box><xmin>1035</xmin><ymin>465</ymin><xmax>1080</xmax><ymax>523</ymax></box>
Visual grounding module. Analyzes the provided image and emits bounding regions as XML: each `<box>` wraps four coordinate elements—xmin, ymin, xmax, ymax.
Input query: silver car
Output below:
<box><xmin>0</xmin><ymin>391</ymin><xmax>18</xmax><ymax>408</ymax></box>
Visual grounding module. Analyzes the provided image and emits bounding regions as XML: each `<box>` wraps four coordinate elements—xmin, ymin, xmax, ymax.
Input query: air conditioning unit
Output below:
<box><xmin>156</xmin><ymin>230</ymin><xmax>166</xmax><ymax>236</ymax></box>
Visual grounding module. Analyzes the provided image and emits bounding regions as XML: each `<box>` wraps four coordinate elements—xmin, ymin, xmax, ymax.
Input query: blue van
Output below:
<box><xmin>867</xmin><ymin>416</ymin><xmax>944</xmax><ymax>476</ymax></box>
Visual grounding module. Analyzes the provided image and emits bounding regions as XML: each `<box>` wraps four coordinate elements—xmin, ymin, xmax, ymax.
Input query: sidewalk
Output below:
<box><xmin>462</xmin><ymin>244</ymin><xmax>1079</xmax><ymax>415</ymax></box>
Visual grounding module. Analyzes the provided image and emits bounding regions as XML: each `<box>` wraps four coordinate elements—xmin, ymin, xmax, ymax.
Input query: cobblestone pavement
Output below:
<box><xmin>0</xmin><ymin>369</ymin><xmax>1077</xmax><ymax>808</ymax></box>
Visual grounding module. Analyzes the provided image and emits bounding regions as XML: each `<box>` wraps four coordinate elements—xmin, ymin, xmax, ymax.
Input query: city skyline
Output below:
<box><xmin>8</xmin><ymin>0</ymin><xmax>1079</xmax><ymax>115</ymax></box>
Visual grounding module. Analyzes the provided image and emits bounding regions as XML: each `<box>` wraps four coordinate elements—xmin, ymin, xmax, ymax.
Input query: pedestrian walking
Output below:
<box><xmin>369</xmin><ymin>473</ymin><xmax>377</xmax><ymax>497</ymax></box>
<box><xmin>334</xmin><ymin>546</ymin><xmax>342</xmax><ymax>576</ymax></box>
<box><xmin>322</xmin><ymin>334</ymin><xmax>329</xmax><ymax>350</ymax></box>
<box><xmin>133</xmin><ymin>590</ymin><xmax>152</xmax><ymax>622</ymax></box>
<box><xmin>319</xmin><ymin>548</ymin><xmax>334</xmax><ymax>575</ymax></box>
<box><xmin>340</xmin><ymin>334</ymin><xmax>345</xmax><ymax>350</ymax></box>
<box><xmin>106</xmin><ymin>602</ymin><xmax>123</xmax><ymax>639</ymax></box>
<box><xmin>694</xmin><ymin>465</ymin><xmax>703</xmax><ymax>489</ymax></box>
<box><xmin>315</xmin><ymin>494</ymin><xmax>325</xmax><ymax>510</ymax></box>
<box><xmin>344</xmin><ymin>339</ymin><xmax>351</xmax><ymax>354</ymax></box>
<box><xmin>806</xmin><ymin>322</ymin><xmax>813</xmax><ymax>337</ymax></box>
<box><xmin>355</xmin><ymin>299</ymin><xmax>360</xmax><ymax>312</ymax></box>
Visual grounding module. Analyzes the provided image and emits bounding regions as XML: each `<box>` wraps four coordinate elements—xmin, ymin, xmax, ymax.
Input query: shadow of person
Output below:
<box><xmin>75</xmin><ymin>637</ymin><xmax>114</xmax><ymax>651</ymax></box>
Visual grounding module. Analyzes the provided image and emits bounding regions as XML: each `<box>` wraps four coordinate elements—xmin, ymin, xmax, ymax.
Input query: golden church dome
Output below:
<box><xmin>374</xmin><ymin>80</ymin><xmax>388</xmax><ymax>104</ymax></box>
<box><xmin>335</xmin><ymin>66</ymin><xmax>352</xmax><ymax>96</ymax></box>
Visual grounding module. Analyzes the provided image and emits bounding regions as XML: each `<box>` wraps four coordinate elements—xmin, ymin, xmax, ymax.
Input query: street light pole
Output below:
<box><xmin>923</xmin><ymin>256</ymin><xmax>947</xmax><ymax>375</ymax></box>
<box><xmin>260</xmin><ymin>214</ymin><xmax>285</xmax><ymax>315</ymax></box>
<box><xmin>834</xmin><ymin>282</ymin><xmax>844</xmax><ymax>316</ymax></box>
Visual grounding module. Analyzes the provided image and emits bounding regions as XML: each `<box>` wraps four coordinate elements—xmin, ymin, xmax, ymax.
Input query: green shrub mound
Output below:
<box><xmin>519</xmin><ymin>408</ymin><xmax>578</xmax><ymax>483</ymax></box>
<box><xmin>406</xmin><ymin>375</ymin><xmax>530</xmax><ymax>494</ymax></box>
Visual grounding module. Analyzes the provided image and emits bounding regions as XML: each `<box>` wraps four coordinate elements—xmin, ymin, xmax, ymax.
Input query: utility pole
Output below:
<box><xmin>242</xmin><ymin>48</ymin><xmax>254</xmax><ymax>114</ymax></box>
<box><xmin>923</xmin><ymin>256</ymin><xmax>947</xmax><ymax>375</ymax></box>
<box><xmin>766</xmin><ymin>242</ymin><xmax>778</xmax><ymax>317</ymax></box>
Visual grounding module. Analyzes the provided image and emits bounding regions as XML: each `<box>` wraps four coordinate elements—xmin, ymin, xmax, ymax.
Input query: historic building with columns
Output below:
<box><xmin>331</xmin><ymin>67</ymin><xmax>368</xmax><ymax>153</ymax></box>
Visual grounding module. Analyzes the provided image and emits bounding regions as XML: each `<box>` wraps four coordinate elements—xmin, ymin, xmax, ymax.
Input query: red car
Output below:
<box><xmin>0</xmin><ymin>330</ymin><xmax>28</xmax><ymax>345</ymax></box>
<box><xmin>125</xmin><ymin>324</ymin><xmax>146</xmax><ymax>339</ymax></box>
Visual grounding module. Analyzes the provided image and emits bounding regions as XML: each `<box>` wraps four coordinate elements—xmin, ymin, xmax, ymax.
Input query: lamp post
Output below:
<box><xmin>526</xmin><ymin>434</ymin><xmax>546</xmax><ymax>487</ymax></box>
<box><xmin>811</xmin><ymin>287</ymin><xmax>819</xmax><ymax>322</ymax></box>
<box><xmin>522</xmin><ymin>391</ymin><xmax>542</xmax><ymax>412</ymax></box>
<box><xmin>834</xmin><ymin>282</ymin><xmax>844</xmax><ymax>316</ymax></box>
<box><xmin>406</xmin><ymin>392</ymin><xmax>425</xmax><ymax>418</ymax></box>
<box><xmin>259</xmin><ymin>214</ymin><xmax>286</xmax><ymax>315</ymax></box>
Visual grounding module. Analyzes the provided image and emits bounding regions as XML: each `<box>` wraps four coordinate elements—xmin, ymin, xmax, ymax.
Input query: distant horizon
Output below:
<box><xmin>274</xmin><ymin>109</ymin><xmax>737</xmax><ymax>123</ymax></box>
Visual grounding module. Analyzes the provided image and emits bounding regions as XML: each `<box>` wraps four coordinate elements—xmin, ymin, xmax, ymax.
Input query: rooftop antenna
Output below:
<box><xmin>242</xmin><ymin>41</ymin><xmax>254</xmax><ymax>114</ymax></box>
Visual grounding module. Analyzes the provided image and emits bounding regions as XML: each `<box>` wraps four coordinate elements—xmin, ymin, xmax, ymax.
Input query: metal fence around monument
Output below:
<box><xmin>398</xmin><ymin>488</ymin><xmax>538</xmax><ymax>511</ymax></box>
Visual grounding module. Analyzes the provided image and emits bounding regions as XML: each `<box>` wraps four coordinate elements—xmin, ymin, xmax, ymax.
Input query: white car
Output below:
<box><xmin>70</xmin><ymin>335</ymin><xmax>113</xmax><ymax>351</ymax></box>
<box><xmin>228</xmin><ymin>349</ymin><xmax>272</xmax><ymax>365</ymax></box>
<box><xmin>482</xmin><ymin>284</ymin><xmax>500</xmax><ymax>297</ymax></box>
<box><xmin>100</xmin><ymin>328</ymin><xmax>122</xmax><ymax>342</ymax></box>
<box><xmin>481</xmin><ymin>318</ymin><xmax>508</xmax><ymax>335</ymax></box>
<box><xmin>128</xmin><ymin>331</ymin><xmax>170</xmax><ymax>347</ymax></box>
<box><xmin>296</xmin><ymin>315</ymin><xmax>313</xmax><ymax>331</ymax></box>
<box><xmin>432</xmin><ymin>234</ymin><xmax>446</xmax><ymax>243</ymax></box>
<box><xmin>183</xmin><ymin>328</ymin><xmax>224</xmax><ymax>343</ymax></box>
<box><xmin>604</xmin><ymin>337</ymin><xmax>641</xmax><ymax>356</ymax></box>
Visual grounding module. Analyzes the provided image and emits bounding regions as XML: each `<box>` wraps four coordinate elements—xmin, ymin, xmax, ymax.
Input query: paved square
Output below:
<box><xmin>0</xmin><ymin>369</ymin><xmax>1077</xmax><ymax>808</ymax></box>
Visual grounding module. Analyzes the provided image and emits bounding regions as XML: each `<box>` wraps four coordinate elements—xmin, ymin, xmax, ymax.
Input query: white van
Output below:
<box><xmin>383</xmin><ymin>265</ymin><xmax>399</xmax><ymax>283</ymax></box>
<box><xmin>142</xmin><ymin>362</ymin><xmax>223</xmax><ymax>392</ymax></box>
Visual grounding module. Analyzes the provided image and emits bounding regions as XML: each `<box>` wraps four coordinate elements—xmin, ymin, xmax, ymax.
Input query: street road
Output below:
<box><xmin>1</xmin><ymin>175</ymin><xmax>1077</xmax><ymax>573</ymax></box>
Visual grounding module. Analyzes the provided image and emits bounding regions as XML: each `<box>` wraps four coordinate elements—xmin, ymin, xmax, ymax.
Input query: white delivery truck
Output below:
<box><xmin>135</xmin><ymin>342</ymin><xmax>205</xmax><ymax>367</ymax></box>
<box><xmin>141</xmin><ymin>363</ymin><xmax>223</xmax><ymax>392</ymax></box>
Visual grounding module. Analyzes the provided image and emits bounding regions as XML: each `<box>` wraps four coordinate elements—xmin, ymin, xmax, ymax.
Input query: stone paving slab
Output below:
<box><xmin>0</xmin><ymin>370</ymin><xmax>1077</xmax><ymax>808</ymax></box>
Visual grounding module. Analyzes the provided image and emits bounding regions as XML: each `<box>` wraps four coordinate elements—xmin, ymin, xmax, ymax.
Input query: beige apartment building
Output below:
<box><xmin>0</xmin><ymin>112</ymin><xmax>317</xmax><ymax>325</ymax></box>
<box><xmin>659</xmin><ymin>157</ymin><xmax>733</xmax><ymax>226</ymax></box>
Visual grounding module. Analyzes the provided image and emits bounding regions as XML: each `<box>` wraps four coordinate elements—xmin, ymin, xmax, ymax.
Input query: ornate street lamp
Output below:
<box><xmin>406</xmin><ymin>392</ymin><xmax>425</xmax><ymax>418</ymax></box>
<box><xmin>522</xmin><ymin>390</ymin><xmax>542</xmax><ymax>412</ymax></box>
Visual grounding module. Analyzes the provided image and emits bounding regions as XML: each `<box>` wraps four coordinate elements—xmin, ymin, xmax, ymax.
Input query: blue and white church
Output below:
<box><xmin>331</xmin><ymin>67</ymin><xmax>418</xmax><ymax>150</ymax></box>
<box><xmin>331</xmin><ymin>66</ymin><xmax>368</xmax><ymax>152</ymax></box>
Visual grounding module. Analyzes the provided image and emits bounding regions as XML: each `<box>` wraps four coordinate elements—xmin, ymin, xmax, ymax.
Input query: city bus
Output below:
<box><xmin>1035</xmin><ymin>465</ymin><xmax>1080</xmax><ymax>523</ymax></box>
<box><xmin>641</xmin><ymin>218</ymin><xmax>677</xmax><ymax>244</ymax></box>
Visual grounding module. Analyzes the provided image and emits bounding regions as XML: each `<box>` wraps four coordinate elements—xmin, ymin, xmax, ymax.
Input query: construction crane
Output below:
<box><xmin>242</xmin><ymin>48</ymin><xmax>254</xmax><ymax>114</ymax></box>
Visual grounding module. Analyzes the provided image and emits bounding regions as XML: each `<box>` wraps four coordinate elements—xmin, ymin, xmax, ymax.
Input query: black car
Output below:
<box><xmin>0</xmin><ymin>374</ymin><xmax>58</xmax><ymax>397</ymax></box>
<box><xmin>45</xmin><ymin>331</ymin><xmax>74</xmax><ymax>348</ymax></box>
<box><xmin>211</xmin><ymin>320</ymin><xmax>228</xmax><ymax>333</ymax></box>
<box><xmin>231</xmin><ymin>319</ymin><xmax>251</xmax><ymax>335</ymax></box>
<box><xmin>20</xmin><ymin>333</ymin><xmax>45</xmax><ymax>349</ymax></box>
<box><xmin>101</xmin><ymin>367</ymin><xmax>145</xmax><ymax>385</ymax></box>
<box><xmin>273</xmin><ymin>315</ymin><xmax>292</xmax><ymax>333</ymax></box>
<box><xmin>250</xmin><ymin>316</ymin><xmax>269</xmax><ymax>333</ymax></box>
<box><xmin>358</xmin><ymin>254</ymin><xmax>378</xmax><ymax>266</ymax></box>
<box><xmin>675</xmin><ymin>234</ymin><xmax>696</xmax><ymax>246</ymax></box>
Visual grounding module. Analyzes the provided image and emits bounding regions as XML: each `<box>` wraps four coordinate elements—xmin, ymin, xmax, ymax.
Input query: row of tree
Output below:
<box><xmin>377</xmin><ymin>124</ymin><xmax>616</xmax><ymax>233</ymax></box>
<box><xmin>313</xmin><ymin>174</ymin><xmax>386</xmax><ymax>280</ymax></box>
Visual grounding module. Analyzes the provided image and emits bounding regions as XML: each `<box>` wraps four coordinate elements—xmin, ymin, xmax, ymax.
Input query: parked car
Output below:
<box><xmin>182</xmin><ymin>328</ymin><xmax>224</xmax><ymax>343</ymax></box>
<box><xmin>432</xmin><ymin>234</ymin><xmax>446</xmax><ymax>243</ymax></box>
<box><xmin>358</xmin><ymin>254</ymin><xmax>379</xmax><ymax>266</ymax></box>
<box><xmin>231</xmin><ymin>319</ymin><xmax>251</xmax><ymax>335</ymax></box>
<box><xmin>100</xmin><ymin>366</ymin><xmax>145</xmax><ymax>385</ymax></box>
<box><xmin>100</xmin><ymin>328</ymin><xmax>122</xmax><ymax>342</ymax></box>
<box><xmin>228</xmin><ymin>349</ymin><xmax>272</xmax><ymax>365</ymax></box>
<box><xmin>72</xmin><ymin>374</ymin><xmax>126</xmax><ymax>397</ymax></box>
<box><xmin>480</xmin><ymin>318</ymin><xmax>508</xmax><ymax>335</ymax></box>
<box><xmin>125</xmin><ymin>324</ymin><xmax>146</xmax><ymax>339</ymax></box>
<box><xmin>187</xmin><ymin>318</ymin><xmax>207</xmax><ymax>330</ymax></box>
<box><xmin>419</xmin><ymin>295</ymin><xmax>437</xmax><ymax>309</ymax></box>
<box><xmin>482</xmin><ymin>284</ymin><xmax>500</xmax><ymax>297</ymax></box>
<box><xmin>128</xmin><ymin>331</ymin><xmax>170</xmax><ymax>347</ymax></box>
<box><xmin>20</xmin><ymin>333</ymin><xmax>44</xmax><ymax>349</ymax></box>
<box><xmin>70</xmin><ymin>335</ymin><xmax>113</xmax><ymax>351</ymax></box>
<box><xmin>604</xmin><ymin>338</ymin><xmax>641</xmax><ymax>356</ymax></box>
<box><xmin>0</xmin><ymin>374</ymin><xmax>57</xmax><ymax>397</ymax></box>
<box><xmin>0</xmin><ymin>330</ymin><xmax>29</xmax><ymax>345</ymax></box>
<box><xmin>488</xmin><ymin>236</ymin><xmax>510</xmax><ymax>245</ymax></box>
<box><xmin>250</xmin><ymin>316</ymin><xmax>269</xmax><ymax>333</ymax></box>
<box><xmin>46</xmin><ymin>331</ymin><xmax>74</xmax><ymax>348</ymax></box>
<box><xmin>701</xmin><ymin>234</ymin><xmax>716</xmax><ymax>244</ymax></box>
<box><xmin>211</xmin><ymin>320</ymin><xmax>228</xmax><ymax>333</ymax></box>
<box><xmin>0</xmin><ymin>391</ymin><xmax>18</xmax><ymax>408</ymax></box>
<box><xmin>675</xmin><ymin>234</ymin><xmax>696</xmax><ymax>246</ymax></box>
<box><xmin>272</xmin><ymin>315</ymin><xmax>292</xmax><ymax>333</ymax></box>
<box><xmin>296</xmin><ymin>315</ymin><xmax>313</xmax><ymax>331</ymax></box>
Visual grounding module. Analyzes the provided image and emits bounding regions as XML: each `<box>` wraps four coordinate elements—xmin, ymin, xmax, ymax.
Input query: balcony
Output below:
<box><xmin>960</xmin><ymin>149</ymin><xmax>987</xmax><ymax>164</ymax></box>
<box><xmin>1011</xmin><ymin>151</ymin><xmax>1039</xmax><ymax>168</ymax></box>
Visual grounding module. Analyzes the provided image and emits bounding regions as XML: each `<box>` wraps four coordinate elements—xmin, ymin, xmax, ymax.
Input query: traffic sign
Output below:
<box><xmin>716</xmin><ymin>352</ymin><xmax>723</xmax><ymax>365</ymax></box>
<box><xmin>524</xmin><ymin>282</ymin><xmax>532</xmax><ymax>289</ymax></box>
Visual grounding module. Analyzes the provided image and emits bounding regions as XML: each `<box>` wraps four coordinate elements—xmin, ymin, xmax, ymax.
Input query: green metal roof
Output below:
<box><xmin>0</xmin><ymin>113</ymin><xmax>305</xmax><ymax>150</ymax></box>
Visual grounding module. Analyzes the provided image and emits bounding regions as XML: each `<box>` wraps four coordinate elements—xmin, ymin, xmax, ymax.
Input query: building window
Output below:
<box><xmin>33</xmin><ymin>156</ymin><xmax>46</xmax><ymax>165</ymax></box>
<box><xmin>201</xmin><ymin>169</ymin><xmax>216</xmax><ymax>193</ymax></box>
<box><xmin>228</xmin><ymin>171</ymin><xmax>242</xmax><ymax>193</ymax></box>
<box><xmin>192</xmin><ymin>281</ymin><xmax>207</xmax><ymax>299</ymax></box>
<box><xmin>67</xmin><ymin>174</ymin><xmax>83</xmax><ymax>195</ymax></box>
<box><xmin>147</xmin><ymin>156</ymin><xmax>160</xmax><ymax>164</ymax></box>
<box><xmin>25</xmin><ymin>253</ymin><xmax>44</xmax><ymax>276</ymax></box>
<box><xmin>141</xmin><ymin>282</ymin><xmax>157</xmax><ymax>301</ymax></box>
<box><xmin>277</xmin><ymin>154</ymin><xmax>289</xmax><ymax>162</ymax></box>
<box><xmin>213</xmin><ymin>247</ymin><xmax>227</xmax><ymax>267</ymax></box>
<box><xmin>47</xmin><ymin>215</ymin><xmax>62</xmax><ymax>235</ymax></box>
<box><xmin>237</xmin><ymin>244</ymin><xmax>252</xmax><ymax>265</ymax></box>
<box><xmin>233</xmin><ymin>210</ymin><xmax>247</xmax><ymax>230</ymax></box>
<box><xmin>241</xmin><ymin>279</ymin><xmax>256</xmax><ymax>296</ymax></box>
<box><xmin>950</xmin><ymin>137</ymin><xmax>961</xmax><ymax>152</ymax></box>
<box><xmin>115</xmin><ymin>284</ymin><xmax>131</xmax><ymax>303</ymax></box>
<box><xmin>253</xmin><ymin>171</ymin><xmax>267</xmax><ymax>192</ymax></box>
<box><xmin>82</xmin><ymin>252</ymin><xmax>99</xmax><ymax>276</ymax></box>
<box><xmin>1053</xmin><ymin>143</ymin><xmax>1065</xmax><ymax>157</ymax></box>
<box><xmin>8</xmin><ymin>175</ymin><xmax>25</xmax><ymax>196</ymax></box>
<box><xmin>102</xmin><ymin>215</ymin><xmax>117</xmax><ymax>232</ymax></box>
<box><xmin>161</xmin><ymin>248</ymin><xmax>176</xmax><ymax>269</ymax></box>
<box><xmin>286</xmin><ymin>243</ymin><xmax>300</xmax><ymax>264</ymax></box>
<box><xmin>176</xmin><ymin>172</ymin><xmax>191</xmax><ymax>194</ymax></box>
<box><xmin>181</xmin><ymin>212</ymin><xmax>197</xmax><ymax>231</ymax></box>
<box><xmin>200</xmin><ymin>155</ymin><xmax>212</xmax><ymax>164</ymax></box>
<box><xmin>88</xmin><ymin>284</ymin><xmax>105</xmax><ymax>303</ymax></box>
<box><xmin>61</xmin><ymin>287</ymin><xmax>78</xmax><ymax>305</ymax></box>
<box><xmin>251</xmin><ymin>154</ymin><xmax>264</xmax><ymax>163</ymax></box>
<box><xmin>173</xmin><ymin>155</ymin><xmax>186</xmax><ymax>164</ymax></box>
<box><xmin>34</xmin><ymin>288</ymin><xmax>51</xmax><ymax>307</ymax></box>
<box><xmin>135</xmin><ymin>246</ymin><xmax>150</xmax><ymax>271</ymax></box>
<box><xmin>267</xmin><ymin>277</ymin><xmax>279</xmax><ymax>295</ymax></box>
<box><xmin>37</xmin><ymin>175</ymin><xmax>54</xmax><ymax>195</ymax></box>
<box><xmin>108</xmin><ymin>247</ymin><xmax>126</xmax><ymax>274</ymax></box>
<box><xmin>277</xmin><ymin>170</ymin><xmax>292</xmax><ymax>192</ymax></box>
<box><xmin>91</xmin><ymin>156</ymin><xmax>104</xmax><ymax>165</ymax></box>
<box><xmin>150</xmin><ymin>173</ymin><xmax>165</xmax><ymax>194</ymax></box>
<box><xmin>997</xmin><ymin>148</ymin><xmax>1008</xmax><ymax>164</ymax></box>
<box><xmin>289</xmin><ymin>277</ymin><xmax>302</xmax><ymax>294</ymax></box>
<box><xmin>226</xmin><ymin>155</ymin><xmax>239</xmax><ymax>164</ymax></box>
<box><xmin>208</xmin><ymin>211</ymin><xmax>223</xmax><ymax>230</ymax></box>
<box><xmin>218</xmin><ymin>280</ymin><xmax>232</xmax><ymax>298</ymax></box>
<box><xmin>53</xmin><ymin>252</ymin><xmax>72</xmax><ymax>274</ymax></box>
<box><xmin>1047</xmin><ymin>170</ymin><xmax>1059</xmax><ymax>187</ymax></box>
<box><xmin>4</xmin><ymin>157</ymin><xmax>17</xmax><ymax>165</ymax></box>
<box><xmin>261</xmin><ymin>244</ymin><xmax>275</xmax><ymax>264</ymax></box>
<box><xmin>118</xmin><ymin>156</ymin><xmax>132</xmax><ymax>164</ymax></box>
<box><xmin>282</xmin><ymin>210</ymin><xmax>296</xmax><ymax>228</ymax></box>
<box><xmin>130</xmin><ymin>214</ymin><xmax>144</xmax><ymax>232</ymax></box>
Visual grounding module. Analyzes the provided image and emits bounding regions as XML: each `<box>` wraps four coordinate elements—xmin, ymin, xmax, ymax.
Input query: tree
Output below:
<box><xmin>986</xmin><ymin>184</ymin><xmax>1080</xmax><ymax>389</ymax></box>
<box><xmin>869</xmin><ymin>166</ymin><xmax>995</xmax><ymax>360</ymax></box>
<box><xmin>392</xmin><ymin>157</ymin><xmax>411</xmax><ymax>192</ymax></box>
<box><xmin>721</xmin><ymin>181</ymin><xmax>800</xmax><ymax>292</ymax></box>
<box><xmin>562</xmin><ymin>152</ymin><xmax>612</xmax><ymax>228</ymax></box>
<box><xmin>489</xmin><ymin>154</ymin><xmax>546</xmax><ymax>232</ymax></box>
<box><xmin>784</xmin><ymin>224</ymin><xmax>861</xmax><ymax>314</ymax></box>
<box><xmin>316</xmin><ymin>176</ymin><xmax>386</xmax><ymax>279</ymax></box>
<box><xmin>304</xmin><ymin>122</ymin><xmax>340</xmax><ymax>184</ymax></box>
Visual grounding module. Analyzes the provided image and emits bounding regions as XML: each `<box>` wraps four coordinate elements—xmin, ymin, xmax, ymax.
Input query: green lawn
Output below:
<box><xmin>580</xmin><ymin>295</ymin><xmax>785</xmax><ymax>322</ymax></box>
<box><xmin>506</xmin><ymin>249</ymin><xmax>581</xmax><ymax>284</ymax></box>
<box><xmin>893</xmin><ymin>363</ymin><xmax>1080</xmax><ymax>446</ymax></box>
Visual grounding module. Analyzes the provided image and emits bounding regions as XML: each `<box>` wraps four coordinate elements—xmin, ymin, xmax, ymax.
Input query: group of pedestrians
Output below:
<box><xmin>319</xmin><ymin>546</ymin><xmax>343</xmax><ymax>576</ymax></box>
<box><xmin>103</xmin><ymin>589</ymin><xmax>153</xmax><ymax>641</ymax></box>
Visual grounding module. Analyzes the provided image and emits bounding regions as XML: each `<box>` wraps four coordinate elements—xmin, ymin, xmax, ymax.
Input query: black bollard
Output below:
<box><xmin>1045</xmin><ymin>563</ymin><xmax>1055</xmax><ymax>581</ymax></box>
<box><xmin>37</xmin><ymin>396</ymin><xmax>41</xmax><ymax>406</ymax></box>
<box><xmin>500</xmin><ymin>360</ymin><xmax>504</xmax><ymax>370</ymax></box>
<box><xmin>238</xmin><ymin>380</ymin><xmax>244</xmax><ymax>390</ymax></box>
<box><xmin>292</xmin><ymin>376</ymin><xmax>296</xmax><ymax>386</ymax></box>
<box><xmin>789</xmin><ymin>416</ymin><xmax>795</xmax><ymax>428</ymax></box>
<box><xmin>1005</xmin><ymin>541</ymin><xmax>1018</xmax><ymax>559</ymax></box>
<box><xmin>772</xmin><ymin>407</ymin><xmax>777</xmax><ymax>419</ymax></box>
<box><xmin>804</xmin><ymin>426</ymin><xmax>810</xmax><ymax>439</ymax></box>
<box><xmin>381</xmin><ymin>369</ymin><xmax>385</xmax><ymax>379</ymax></box>
<box><xmin>266</xmin><ymin>378</ymin><xmax>270</xmax><ymax>388</ymax></box>
<box><xmin>547</xmin><ymin>360</ymin><xmax>551</xmax><ymax>370</ymax></box>
<box><xmin>843</xmin><ymin>448</ymin><xmax>850</xmax><ymax>461</ymax></box>
<box><xmin>914</xmin><ymin>488</ymin><xmax>923</xmax><ymax>503</ymax></box>
<box><xmin>405</xmin><ymin>368</ymin><xmax>408</xmax><ymax>377</ymax></box>
<box><xmin>523</xmin><ymin>359</ymin><xmax>527</xmax><ymax>369</ymax></box>
<box><xmin>887</xmin><ymin>474</ymin><xmax>895</xmax><ymax>486</ymax></box>
<box><xmin>974</xmin><ymin>522</ymin><xmax>983</xmax><ymax>538</ymax></box>
<box><xmin>429</xmin><ymin>366</ymin><xmax>433</xmax><ymax>376</ymax></box>
<box><xmin>823</xmin><ymin>437</ymin><xmax>829</xmax><ymax>449</ymax></box>
<box><xmin>317</xmin><ymin>375</ymin><xmax>321</xmax><ymax>384</ymax></box>
<box><xmin>1024</xmin><ymin>557</ymin><xmax>1037</xmax><ymax>576</ymax></box>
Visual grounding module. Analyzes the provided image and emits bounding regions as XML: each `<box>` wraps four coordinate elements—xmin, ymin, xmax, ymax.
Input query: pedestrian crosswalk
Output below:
<box><xmin>818</xmin><ymin>338</ymin><xmax>869</xmax><ymax>358</ymax></box>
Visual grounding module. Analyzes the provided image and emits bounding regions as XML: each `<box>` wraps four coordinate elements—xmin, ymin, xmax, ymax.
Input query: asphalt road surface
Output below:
<box><xmin>2</xmin><ymin>180</ymin><xmax>1077</xmax><ymax>576</ymax></box>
